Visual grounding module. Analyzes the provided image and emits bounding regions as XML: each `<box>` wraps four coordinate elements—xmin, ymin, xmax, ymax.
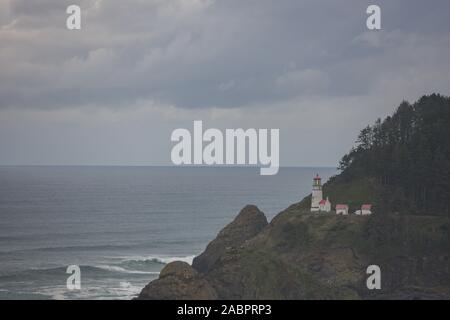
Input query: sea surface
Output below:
<box><xmin>0</xmin><ymin>166</ymin><xmax>335</xmax><ymax>299</ymax></box>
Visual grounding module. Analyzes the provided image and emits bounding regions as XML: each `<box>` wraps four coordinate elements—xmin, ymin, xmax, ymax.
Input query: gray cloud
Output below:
<box><xmin>1</xmin><ymin>0</ymin><xmax>449</xmax><ymax>110</ymax></box>
<box><xmin>1</xmin><ymin>0</ymin><xmax>450</xmax><ymax>166</ymax></box>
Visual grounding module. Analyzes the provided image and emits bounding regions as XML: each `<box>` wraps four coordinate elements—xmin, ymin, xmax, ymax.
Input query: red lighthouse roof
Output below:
<box><xmin>314</xmin><ymin>174</ymin><xmax>321</xmax><ymax>180</ymax></box>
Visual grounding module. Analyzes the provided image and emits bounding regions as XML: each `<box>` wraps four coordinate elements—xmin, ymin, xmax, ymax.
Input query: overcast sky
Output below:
<box><xmin>1</xmin><ymin>0</ymin><xmax>449</xmax><ymax>166</ymax></box>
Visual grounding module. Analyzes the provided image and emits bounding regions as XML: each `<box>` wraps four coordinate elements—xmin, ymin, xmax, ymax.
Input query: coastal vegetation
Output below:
<box><xmin>335</xmin><ymin>94</ymin><xmax>450</xmax><ymax>215</ymax></box>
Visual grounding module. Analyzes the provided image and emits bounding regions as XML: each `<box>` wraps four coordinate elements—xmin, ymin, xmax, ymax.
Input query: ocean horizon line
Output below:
<box><xmin>0</xmin><ymin>164</ymin><xmax>336</xmax><ymax>169</ymax></box>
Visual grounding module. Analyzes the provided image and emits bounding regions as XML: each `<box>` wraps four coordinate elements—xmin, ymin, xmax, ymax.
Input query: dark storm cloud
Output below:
<box><xmin>1</xmin><ymin>0</ymin><xmax>450</xmax><ymax>110</ymax></box>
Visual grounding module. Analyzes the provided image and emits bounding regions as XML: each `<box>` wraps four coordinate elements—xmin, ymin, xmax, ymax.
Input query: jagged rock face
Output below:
<box><xmin>192</xmin><ymin>205</ymin><xmax>268</xmax><ymax>273</ymax></box>
<box><xmin>137</xmin><ymin>205</ymin><xmax>268</xmax><ymax>300</ymax></box>
<box><xmin>137</xmin><ymin>261</ymin><xmax>217</xmax><ymax>300</ymax></box>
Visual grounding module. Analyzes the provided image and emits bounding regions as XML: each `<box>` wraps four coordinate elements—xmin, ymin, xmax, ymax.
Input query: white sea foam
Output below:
<box><xmin>109</xmin><ymin>254</ymin><xmax>197</xmax><ymax>265</ymax></box>
<box><xmin>95</xmin><ymin>265</ymin><xmax>160</xmax><ymax>275</ymax></box>
<box><xmin>36</xmin><ymin>281</ymin><xmax>145</xmax><ymax>300</ymax></box>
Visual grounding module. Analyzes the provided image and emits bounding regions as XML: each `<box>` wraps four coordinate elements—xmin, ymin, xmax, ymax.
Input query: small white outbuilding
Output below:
<box><xmin>336</xmin><ymin>204</ymin><xmax>349</xmax><ymax>215</ymax></box>
<box><xmin>361</xmin><ymin>204</ymin><xmax>372</xmax><ymax>215</ymax></box>
<box><xmin>319</xmin><ymin>197</ymin><xmax>331</xmax><ymax>212</ymax></box>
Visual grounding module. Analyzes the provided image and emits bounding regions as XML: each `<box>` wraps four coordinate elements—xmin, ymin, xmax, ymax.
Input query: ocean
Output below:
<box><xmin>0</xmin><ymin>166</ymin><xmax>336</xmax><ymax>300</ymax></box>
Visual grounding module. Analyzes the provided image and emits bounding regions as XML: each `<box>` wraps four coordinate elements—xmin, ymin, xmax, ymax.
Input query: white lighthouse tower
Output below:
<box><xmin>311</xmin><ymin>174</ymin><xmax>323</xmax><ymax>212</ymax></box>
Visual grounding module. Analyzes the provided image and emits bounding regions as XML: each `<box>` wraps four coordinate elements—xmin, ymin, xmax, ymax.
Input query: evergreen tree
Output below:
<box><xmin>338</xmin><ymin>94</ymin><xmax>450</xmax><ymax>215</ymax></box>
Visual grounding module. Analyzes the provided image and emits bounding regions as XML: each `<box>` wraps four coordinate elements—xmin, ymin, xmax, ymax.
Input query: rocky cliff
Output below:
<box><xmin>137</xmin><ymin>198</ymin><xmax>450</xmax><ymax>300</ymax></box>
<box><xmin>192</xmin><ymin>205</ymin><xmax>268</xmax><ymax>273</ymax></box>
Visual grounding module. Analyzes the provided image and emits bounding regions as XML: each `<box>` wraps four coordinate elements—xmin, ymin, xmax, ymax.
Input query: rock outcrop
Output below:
<box><xmin>137</xmin><ymin>261</ymin><xmax>217</xmax><ymax>300</ymax></box>
<box><xmin>192</xmin><ymin>205</ymin><xmax>268</xmax><ymax>273</ymax></box>
<box><xmin>137</xmin><ymin>205</ymin><xmax>268</xmax><ymax>300</ymax></box>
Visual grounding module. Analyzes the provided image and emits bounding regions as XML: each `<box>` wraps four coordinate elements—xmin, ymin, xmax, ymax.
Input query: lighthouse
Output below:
<box><xmin>311</xmin><ymin>174</ymin><xmax>323</xmax><ymax>212</ymax></box>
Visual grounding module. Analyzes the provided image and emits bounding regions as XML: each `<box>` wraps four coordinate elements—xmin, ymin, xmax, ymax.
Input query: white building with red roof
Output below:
<box><xmin>336</xmin><ymin>204</ymin><xmax>349</xmax><ymax>215</ymax></box>
<box><xmin>361</xmin><ymin>204</ymin><xmax>372</xmax><ymax>215</ymax></box>
<box><xmin>319</xmin><ymin>197</ymin><xmax>331</xmax><ymax>212</ymax></box>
